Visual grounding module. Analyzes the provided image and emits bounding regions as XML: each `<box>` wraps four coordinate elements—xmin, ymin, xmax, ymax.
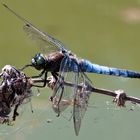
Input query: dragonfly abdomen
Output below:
<box><xmin>80</xmin><ymin>60</ymin><xmax>140</xmax><ymax>78</ymax></box>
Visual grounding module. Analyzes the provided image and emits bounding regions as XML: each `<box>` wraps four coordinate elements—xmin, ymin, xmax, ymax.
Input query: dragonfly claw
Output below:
<box><xmin>113</xmin><ymin>90</ymin><xmax>126</xmax><ymax>107</ymax></box>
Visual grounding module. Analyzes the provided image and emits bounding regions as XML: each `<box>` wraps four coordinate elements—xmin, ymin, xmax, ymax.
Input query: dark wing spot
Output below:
<box><xmin>26</xmin><ymin>24</ymin><xmax>30</xmax><ymax>27</ymax></box>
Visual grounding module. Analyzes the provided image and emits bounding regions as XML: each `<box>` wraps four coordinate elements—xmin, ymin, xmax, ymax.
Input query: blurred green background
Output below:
<box><xmin>1</xmin><ymin>0</ymin><xmax>140</xmax><ymax>140</ymax></box>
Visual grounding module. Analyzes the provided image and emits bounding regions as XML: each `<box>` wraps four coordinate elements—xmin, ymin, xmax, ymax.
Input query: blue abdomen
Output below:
<box><xmin>80</xmin><ymin>59</ymin><xmax>140</xmax><ymax>78</ymax></box>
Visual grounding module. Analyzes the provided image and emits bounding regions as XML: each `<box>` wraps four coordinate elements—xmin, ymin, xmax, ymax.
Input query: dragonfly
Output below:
<box><xmin>3</xmin><ymin>4</ymin><xmax>140</xmax><ymax>135</ymax></box>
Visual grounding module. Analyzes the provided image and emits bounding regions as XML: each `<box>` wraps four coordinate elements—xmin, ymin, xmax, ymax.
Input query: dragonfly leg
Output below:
<box><xmin>31</xmin><ymin>69</ymin><xmax>46</xmax><ymax>78</ymax></box>
<box><xmin>31</xmin><ymin>71</ymin><xmax>48</xmax><ymax>88</ymax></box>
<box><xmin>19</xmin><ymin>64</ymin><xmax>33</xmax><ymax>71</ymax></box>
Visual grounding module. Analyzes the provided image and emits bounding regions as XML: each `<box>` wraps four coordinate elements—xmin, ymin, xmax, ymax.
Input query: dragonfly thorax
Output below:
<box><xmin>31</xmin><ymin>53</ymin><xmax>47</xmax><ymax>70</ymax></box>
<box><xmin>31</xmin><ymin>52</ymin><xmax>65</xmax><ymax>72</ymax></box>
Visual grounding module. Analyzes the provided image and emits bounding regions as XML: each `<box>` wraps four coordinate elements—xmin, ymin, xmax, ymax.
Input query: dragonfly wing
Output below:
<box><xmin>73</xmin><ymin>69</ymin><xmax>92</xmax><ymax>136</ymax></box>
<box><xmin>52</xmin><ymin>57</ymin><xmax>76</xmax><ymax>115</ymax></box>
<box><xmin>3</xmin><ymin>4</ymin><xmax>66</xmax><ymax>53</ymax></box>
<box><xmin>52</xmin><ymin>56</ymin><xmax>92</xmax><ymax>135</ymax></box>
<box><xmin>23</xmin><ymin>23</ymin><xmax>67</xmax><ymax>53</ymax></box>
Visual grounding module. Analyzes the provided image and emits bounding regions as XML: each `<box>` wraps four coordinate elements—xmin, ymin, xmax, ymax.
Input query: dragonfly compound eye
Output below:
<box><xmin>32</xmin><ymin>53</ymin><xmax>46</xmax><ymax>69</ymax></box>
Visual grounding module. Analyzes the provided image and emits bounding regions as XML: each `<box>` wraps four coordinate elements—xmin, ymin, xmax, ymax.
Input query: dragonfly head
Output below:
<box><xmin>31</xmin><ymin>53</ymin><xmax>46</xmax><ymax>70</ymax></box>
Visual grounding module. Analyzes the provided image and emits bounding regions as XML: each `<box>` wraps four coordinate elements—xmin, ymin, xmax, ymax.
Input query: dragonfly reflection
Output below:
<box><xmin>3</xmin><ymin>4</ymin><xmax>140</xmax><ymax>135</ymax></box>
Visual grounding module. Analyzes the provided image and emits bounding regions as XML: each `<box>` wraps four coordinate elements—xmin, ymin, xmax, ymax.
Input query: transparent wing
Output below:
<box><xmin>51</xmin><ymin>55</ymin><xmax>92</xmax><ymax>135</ymax></box>
<box><xmin>3</xmin><ymin>4</ymin><xmax>67</xmax><ymax>53</ymax></box>
<box><xmin>73</xmin><ymin>71</ymin><xmax>92</xmax><ymax>136</ymax></box>
<box><xmin>52</xmin><ymin>57</ymin><xmax>76</xmax><ymax>115</ymax></box>
<box><xmin>23</xmin><ymin>24</ymin><xmax>67</xmax><ymax>53</ymax></box>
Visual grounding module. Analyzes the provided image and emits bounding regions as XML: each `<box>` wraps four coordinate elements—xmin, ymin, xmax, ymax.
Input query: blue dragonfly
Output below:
<box><xmin>3</xmin><ymin>4</ymin><xmax>140</xmax><ymax>135</ymax></box>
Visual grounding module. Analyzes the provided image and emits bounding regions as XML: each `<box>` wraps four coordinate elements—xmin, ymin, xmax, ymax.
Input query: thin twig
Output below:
<box><xmin>30</xmin><ymin>78</ymin><xmax>140</xmax><ymax>105</ymax></box>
